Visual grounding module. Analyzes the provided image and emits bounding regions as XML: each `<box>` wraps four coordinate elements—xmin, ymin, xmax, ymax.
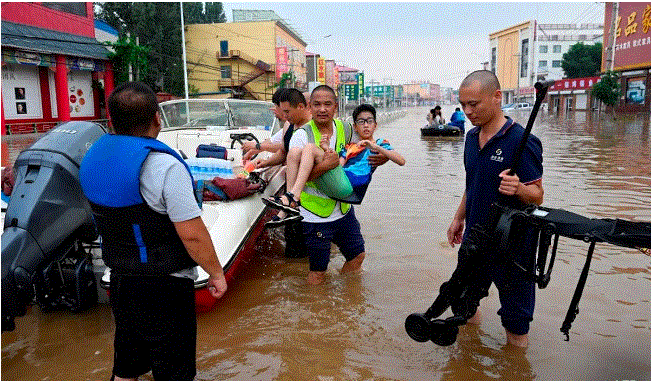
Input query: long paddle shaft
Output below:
<box><xmin>505</xmin><ymin>79</ymin><xmax>555</xmax><ymax>177</ymax></box>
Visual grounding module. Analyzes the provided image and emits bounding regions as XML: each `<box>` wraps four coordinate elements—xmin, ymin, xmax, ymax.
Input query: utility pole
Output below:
<box><xmin>607</xmin><ymin>2</ymin><xmax>619</xmax><ymax>72</ymax></box>
<box><xmin>180</xmin><ymin>1</ymin><xmax>189</xmax><ymax>100</ymax></box>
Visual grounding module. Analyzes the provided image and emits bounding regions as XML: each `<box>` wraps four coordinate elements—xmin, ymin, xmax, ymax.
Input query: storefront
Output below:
<box><xmin>547</xmin><ymin>76</ymin><xmax>601</xmax><ymax>114</ymax></box>
<box><xmin>602</xmin><ymin>2</ymin><xmax>651</xmax><ymax>113</ymax></box>
<box><xmin>1</xmin><ymin>21</ymin><xmax>113</xmax><ymax>135</ymax></box>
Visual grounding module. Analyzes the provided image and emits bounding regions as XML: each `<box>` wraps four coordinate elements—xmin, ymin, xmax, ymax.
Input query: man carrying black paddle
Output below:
<box><xmin>447</xmin><ymin>70</ymin><xmax>544</xmax><ymax>348</ymax></box>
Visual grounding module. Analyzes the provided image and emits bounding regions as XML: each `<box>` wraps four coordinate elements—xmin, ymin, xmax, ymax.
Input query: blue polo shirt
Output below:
<box><xmin>463</xmin><ymin>117</ymin><xmax>543</xmax><ymax>235</ymax></box>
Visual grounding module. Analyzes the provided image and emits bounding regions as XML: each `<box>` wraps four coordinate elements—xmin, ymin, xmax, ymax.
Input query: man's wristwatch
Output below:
<box><xmin>255</xmin><ymin>142</ymin><xmax>261</xmax><ymax>150</ymax></box>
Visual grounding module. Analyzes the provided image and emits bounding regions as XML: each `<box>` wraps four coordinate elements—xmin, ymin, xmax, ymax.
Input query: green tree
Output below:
<box><xmin>592</xmin><ymin>71</ymin><xmax>621</xmax><ymax>117</ymax></box>
<box><xmin>106</xmin><ymin>35</ymin><xmax>150</xmax><ymax>83</ymax></box>
<box><xmin>94</xmin><ymin>2</ymin><xmax>226</xmax><ymax>96</ymax></box>
<box><xmin>274</xmin><ymin>72</ymin><xmax>297</xmax><ymax>89</ymax></box>
<box><xmin>561</xmin><ymin>42</ymin><xmax>602</xmax><ymax>78</ymax></box>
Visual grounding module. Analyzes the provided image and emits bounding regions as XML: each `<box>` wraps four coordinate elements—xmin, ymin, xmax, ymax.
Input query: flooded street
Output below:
<box><xmin>2</xmin><ymin>106</ymin><xmax>650</xmax><ymax>380</ymax></box>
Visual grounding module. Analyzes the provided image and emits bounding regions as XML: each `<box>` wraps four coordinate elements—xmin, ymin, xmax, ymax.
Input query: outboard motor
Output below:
<box><xmin>2</xmin><ymin>121</ymin><xmax>106</xmax><ymax>331</ymax></box>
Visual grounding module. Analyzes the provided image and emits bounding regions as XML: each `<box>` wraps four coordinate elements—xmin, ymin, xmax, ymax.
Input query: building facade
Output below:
<box><xmin>185</xmin><ymin>12</ymin><xmax>307</xmax><ymax>101</ymax></box>
<box><xmin>401</xmin><ymin>82</ymin><xmax>441</xmax><ymax>106</ymax></box>
<box><xmin>601</xmin><ymin>2</ymin><xmax>651</xmax><ymax>113</ymax></box>
<box><xmin>489</xmin><ymin>20</ymin><xmax>603</xmax><ymax>105</ymax></box>
<box><xmin>1</xmin><ymin>2</ymin><xmax>113</xmax><ymax>135</ymax></box>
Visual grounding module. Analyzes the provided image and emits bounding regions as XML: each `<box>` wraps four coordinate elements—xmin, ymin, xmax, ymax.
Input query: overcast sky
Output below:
<box><xmin>221</xmin><ymin>1</ymin><xmax>606</xmax><ymax>88</ymax></box>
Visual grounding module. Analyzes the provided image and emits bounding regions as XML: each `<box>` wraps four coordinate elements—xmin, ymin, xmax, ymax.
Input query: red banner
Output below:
<box><xmin>275</xmin><ymin>47</ymin><xmax>288</xmax><ymax>80</ymax></box>
<box><xmin>551</xmin><ymin>76</ymin><xmax>601</xmax><ymax>91</ymax></box>
<box><xmin>604</xmin><ymin>2</ymin><xmax>651</xmax><ymax>71</ymax></box>
<box><xmin>317</xmin><ymin>58</ymin><xmax>325</xmax><ymax>84</ymax></box>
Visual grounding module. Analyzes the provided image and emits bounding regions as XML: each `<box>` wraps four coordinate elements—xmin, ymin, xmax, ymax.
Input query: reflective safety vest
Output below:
<box><xmin>300</xmin><ymin>119</ymin><xmax>353</xmax><ymax>217</ymax></box>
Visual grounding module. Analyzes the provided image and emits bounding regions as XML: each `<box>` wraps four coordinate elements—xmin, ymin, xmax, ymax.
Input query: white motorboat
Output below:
<box><xmin>100</xmin><ymin>98</ymin><xmax>287</xmax><ymax>312</ymax></box>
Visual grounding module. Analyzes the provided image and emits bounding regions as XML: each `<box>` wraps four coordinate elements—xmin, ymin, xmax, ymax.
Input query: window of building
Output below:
<box><xmin>520</xmin><ymin>39</ymin><xmax>529</xmax><ymax>78</ymax></box>
<box><xmin>220</xmin><ymin>41</ymin><xmax>229</xmax><ymax>57</ymax></box>
<box><xmin>539</xmin><ymin>45</ymin><xmax>548</xmax><ymax>53</ymax></box>
<box><xmin>491</xmin><ymin>47</ymin><xmax>496</xmax><ymax>73</ymax></box>
<box><xmin>539</xmin><ymin>60</ymin><xmax>548</xmax><ymax>67</ymax></box>
<box><xmin>550</xmin><ymin>34</ymin><xmax>558</xmax><ymax>41</ymax></box>
<box><xmin>578</xmin><ymin>34</ymin><xmax>586</xmax><ymax>41</ymax></box>
<box><xmin>221</xmin><ymin>65</ymin><xmax>231</xmax><ymax>79</ymax></box>
<box><xmin>552</xmin><ymin>60</ymin><xmax>562</xmax><ymax>68</ymax></box>
<box><xmin>553</xmin><ymin>45</ymin><xmax>562</xmax><ymax>53</ymax></box>
<box><xmin>41</xmin><ymin>3</ymin><xmax>87</xmax><ymax>17</ymax></box>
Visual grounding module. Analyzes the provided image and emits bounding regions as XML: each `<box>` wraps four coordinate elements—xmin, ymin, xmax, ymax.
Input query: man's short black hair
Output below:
<box><xmin>108</xmin><ymin>81</ymin><xmax>158</xmax><ymax>136</ymax></box>
<box><xmin>460</xmin><ymin>70</ymin><xmax>501</xmax><ymax>93</ymax></box>
<box><xmin>272</xmin><ymin>88</ymin><xmax>288</xmax><ymax>106</ymax></box>
<box><xmin>280</xmin><ymin>88</ymin><xmax>307</xmax><ymax>107</ymax></box>
<box><xmin>434</xmin><ymin>105</ymin><xmax>441</xmax><ymax>110</ymax></box>
<box><xmin>310</xmin><ymin>85</ymin><xmax>337</xmax><ymax>102</ymax></box>
<box><xmin>353</xmin><ymin>103</ymin><xmax>376</xmax><ymax>121</ymax></box>
<box><xmin>455</xmin><ymin>107</ymin><xmax>461</xmax><ymax>111</ymax></box>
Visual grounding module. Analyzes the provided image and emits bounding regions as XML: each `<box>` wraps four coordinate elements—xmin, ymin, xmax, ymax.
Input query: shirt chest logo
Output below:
<box><xmin>490</xmin><ymin>148</ymin><xmax>504</xmax><ymax>163</ymax></box>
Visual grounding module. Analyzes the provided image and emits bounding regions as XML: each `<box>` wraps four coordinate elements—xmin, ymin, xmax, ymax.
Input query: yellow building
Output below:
<box><xmin>185</xmin><ymin>20</ymin><xmax>307</xmax><ymax>101</ymax></box>
<box><xmin>489</xmin><ymin>21</ymin><xmax>534</xmax><ymax>103</ymax></box>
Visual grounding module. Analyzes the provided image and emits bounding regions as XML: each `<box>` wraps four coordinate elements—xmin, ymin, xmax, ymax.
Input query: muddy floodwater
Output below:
<box><xmin>2</xmin><ymin>107</ymin><xmax>650</xmax><ymax>380</ymax></box>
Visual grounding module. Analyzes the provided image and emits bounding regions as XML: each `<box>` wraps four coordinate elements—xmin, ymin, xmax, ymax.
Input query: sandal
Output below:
<box><xmin>262</xmin><ymin>192</ymin><xmax>301</xmax><ymax>214</ymax></box>
<box><xmin>265</xmin><ymin>213</ymin><xmax>303</xmax><ymax>228</ymax></box>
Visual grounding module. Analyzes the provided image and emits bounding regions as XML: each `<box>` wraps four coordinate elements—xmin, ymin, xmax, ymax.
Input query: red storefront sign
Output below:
<box><xmin>551</xmin><ymin>76</ymin><xmax>601</xmax><ymax>91</ymax></box>
<box><xmin>317</xmin><ymin>58</ymin><xmax>326</xmax><ymax>84</ymax></box>
<box><xmin>275</xmin><ymin>47</ymin><xmax>288</xmax><ymax>80</ymax></box>
<box><xmin>604</xmin><ymin>2</ymin><xmax>651</xmax><ymax>71</ymax></box>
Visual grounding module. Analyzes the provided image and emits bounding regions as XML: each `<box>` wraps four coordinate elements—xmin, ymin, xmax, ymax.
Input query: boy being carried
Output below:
<box><xmin>264</xmin><ymin>104</ymin><xmax>405</xmax><ymax>223</ymax></box>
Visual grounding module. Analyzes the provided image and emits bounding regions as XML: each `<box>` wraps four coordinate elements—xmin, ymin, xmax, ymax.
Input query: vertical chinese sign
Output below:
<box><xmin>275</xmin><ymin>47</ymin><xmax>288</xmax><ymax>80</ymax></box>
<box><xmin>317</xmin><ymin>58</ymin><xmax>326</xmax><ymax>84</ymax></box>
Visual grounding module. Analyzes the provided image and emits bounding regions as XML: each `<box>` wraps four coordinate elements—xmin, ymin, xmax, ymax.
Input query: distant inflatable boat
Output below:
<box><xmin>421</xmin><ymin>124</ymin><xmax>463</xmax><ymax>137</ymax></box>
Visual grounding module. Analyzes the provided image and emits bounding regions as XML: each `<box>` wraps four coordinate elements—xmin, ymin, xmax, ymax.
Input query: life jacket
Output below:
<box><xmin>79</xmin><ymin>134</ymin><xmax>197</xmax><ymax>275</ymax></box>
<box><xmin>300</xmin><ymin>119</ymin><xmax>353</xmax><ymax>217</ymax></box>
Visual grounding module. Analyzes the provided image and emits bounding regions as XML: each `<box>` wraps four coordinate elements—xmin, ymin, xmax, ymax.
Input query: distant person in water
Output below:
<box><xmin>448</xmin><ymin>107</ymin><xmax>466</xmax><ymax>133</ymax></box>
<box><xmin>433</xmin><ymin>105</ymin><xmax>446</xmax><ymax>125</ymax></box>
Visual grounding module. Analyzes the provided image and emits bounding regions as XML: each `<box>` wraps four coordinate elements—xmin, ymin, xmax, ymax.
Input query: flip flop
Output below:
<box><xmin>262</xmin><ymin>192</ymin><xmax>300</xmax><ymax>214</ymax></box>
<box><xmin>265</xmin><ymin>214</ymin><xmax>303</xmax><ymax>228</ymax></box>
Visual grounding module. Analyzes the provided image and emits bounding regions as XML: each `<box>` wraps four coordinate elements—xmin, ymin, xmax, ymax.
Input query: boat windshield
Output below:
<box><xmin>159</xmin><ymin>100</ymin><xmax>275</xmax><ymax>131</ymax></box>
<box><xmin>160</xmin><ymin>101</ymin><xmax>229</xmax><ymax>129</ymax></box>
<box><xmin>228</xmin><ymin>102</ymin><xmax>275</xmax><ymax>129</ymax></box>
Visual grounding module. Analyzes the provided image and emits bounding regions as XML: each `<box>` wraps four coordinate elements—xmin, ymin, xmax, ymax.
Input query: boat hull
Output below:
<box><xmin>421</xmin><ymin>124</ymin><xmax>463</xmax><ymax>137</ymax></box>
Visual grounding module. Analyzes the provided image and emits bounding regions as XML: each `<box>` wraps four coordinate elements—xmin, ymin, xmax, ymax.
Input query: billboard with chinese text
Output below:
<box><xmin>603</xmin><ymin>2</ymin><xmax>651</xmax><ymax>71</ymax></box>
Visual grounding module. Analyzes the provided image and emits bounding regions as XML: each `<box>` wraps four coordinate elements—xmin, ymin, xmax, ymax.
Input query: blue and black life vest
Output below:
<box><xmin>79</xmin><ymin>134</ymin><xmax>197</xmax><ymax>275</ymax></box>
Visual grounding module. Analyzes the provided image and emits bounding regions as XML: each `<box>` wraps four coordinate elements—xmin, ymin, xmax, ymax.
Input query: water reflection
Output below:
<box><xmin>440</xmin><ymin>325</ymin><xmax>534</xmax><ymax>381</ymax></box>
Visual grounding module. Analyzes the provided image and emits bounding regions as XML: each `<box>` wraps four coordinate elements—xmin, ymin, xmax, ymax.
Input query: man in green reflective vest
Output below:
<box><xmin>285</xmin><ymin>85</ymin><xmax>380</xmax><ymax>284</ymax></box>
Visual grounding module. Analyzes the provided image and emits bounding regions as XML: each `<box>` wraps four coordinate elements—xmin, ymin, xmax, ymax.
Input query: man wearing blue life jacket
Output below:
<box><xmin>79</xmin><ymin>81</ymin><xmax>227</xmax><ymax>381</ymax></box>
<box><xmin>448</xmin><ymin>107</ymin><xmax>466</xmax><ymax>133</ymax></box>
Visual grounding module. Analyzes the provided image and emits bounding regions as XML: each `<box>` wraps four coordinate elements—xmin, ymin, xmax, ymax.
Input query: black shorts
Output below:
<box><xmin>110</xmin><ymin>273</ymin><xmax>196</xmax><ymax>381</ymax></box>
<box><xmin>302</xmin><ymin>208</ymin><xmax>365</xmax><ymax>272</ymax></box>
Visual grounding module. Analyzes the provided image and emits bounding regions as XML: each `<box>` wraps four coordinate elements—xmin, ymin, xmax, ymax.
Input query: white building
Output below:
<box><xmin>536</xmin><ymin>23</ymin><xmax>603</xmax><ymax>81</ymax></box>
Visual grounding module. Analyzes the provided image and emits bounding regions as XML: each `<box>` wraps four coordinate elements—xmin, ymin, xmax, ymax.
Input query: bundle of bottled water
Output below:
<box><xmin>185</xmin><ymin>157</ymin><xmax>234</xmax><ymax>180</ymax></box>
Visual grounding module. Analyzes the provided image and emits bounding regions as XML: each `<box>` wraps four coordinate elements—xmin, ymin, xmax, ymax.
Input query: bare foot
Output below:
<box><xmin>506</xmin><ymin>331</ymin><xmax>529</xmax><ymax>348</ymax></box>
<box><xmin>467</xmin><ymin>310</ymin><xmax>482</xmax><ymax>325</ymax></box>
<box><xmin>307</xmin><ymin>271</ymin><xmax>326</xmax><ymax>285</ymax></box>
<box><xmin>340</xmin><ymin>252</ymin><xmax>365</xmax><ymax>273</ymax></box>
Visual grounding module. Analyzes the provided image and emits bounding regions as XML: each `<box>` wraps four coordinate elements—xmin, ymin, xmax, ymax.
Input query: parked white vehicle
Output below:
<box><xmin>502</xmin><ymin>102</ymin><xmax>533</xmax><ymax>111</ymax></box>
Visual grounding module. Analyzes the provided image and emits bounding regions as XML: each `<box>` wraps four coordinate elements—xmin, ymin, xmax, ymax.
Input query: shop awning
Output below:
<box><xmin>1</xmin><ymin>21</ymin><xmax>111</xmax><ymax>60</ymax></box>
